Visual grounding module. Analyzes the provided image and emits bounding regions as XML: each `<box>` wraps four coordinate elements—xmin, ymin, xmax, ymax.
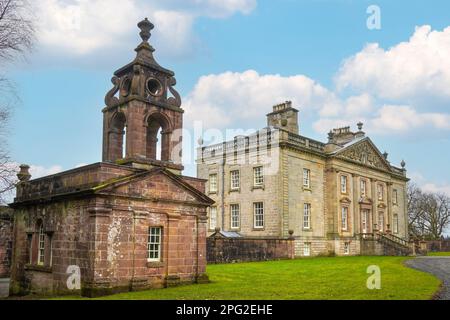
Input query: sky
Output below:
<box><xmin>2</xmin><ymin>0</ymin><xmax>450</xmax><ymax>199</ymax></box>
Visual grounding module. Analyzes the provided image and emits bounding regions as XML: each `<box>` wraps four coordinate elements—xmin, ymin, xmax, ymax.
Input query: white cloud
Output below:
<box><xmin>34</xmin><ymin>0</ymin><xmax>257</xmax><ymax>56</ymax></box>
<box><xmin>422</xmin><ymin>183</ymin><xmax>450</xmax><ymax>197</ymax></box>
<box><xmin>184</xmin><ymin>70</ymin><xmax>337</xmax><ymax>129</ymax></box>
<box><xmin>336</xmin><ymin>25</ymin><xmax>450</xmax><ymax>102</ymax></box>
<box><xmin>28</xmin><ymin>164</ymin><xmax>64</xmax><ymax>179</ymax></box>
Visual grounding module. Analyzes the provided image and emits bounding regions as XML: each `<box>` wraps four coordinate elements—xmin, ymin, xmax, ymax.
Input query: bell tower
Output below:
<box><xmin>102</xmin><ymin>18</ymin><xmax>184</xmax><ymax>171</ymax></box>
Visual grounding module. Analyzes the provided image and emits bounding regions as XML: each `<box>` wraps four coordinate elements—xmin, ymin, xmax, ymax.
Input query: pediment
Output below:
<box><xmin>95</xmin><ymin>168</ymin><xmax>213</xmax><ymax>204</ymax></box>
<box><xmin>334</xmin><ymin>138</ymin><xmax>391</xmax><ymax>172</ymax></box>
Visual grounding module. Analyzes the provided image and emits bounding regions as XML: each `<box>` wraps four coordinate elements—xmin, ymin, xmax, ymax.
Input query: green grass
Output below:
<box><xmin>54</xmin><ymin>256</ymin><xmax>440</xmax><ymax>300</ymax></box>
<box><xmin>427</xmin><ymin>251</ymin><xmax>450</xmax><ymax>256</ymax></box>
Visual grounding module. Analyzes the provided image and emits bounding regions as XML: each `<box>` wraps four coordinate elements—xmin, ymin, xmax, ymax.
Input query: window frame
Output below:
<box><xmin>303</xmin><ymin>243</ymin><xmax>311</xmax><ymax>257</ymax></box>
<box><xmin>230</xmin><ymin>204</ymin><xmax>240</xmax><ymax>229</ymax></box>
<box><xmin>253</xmin><ymin>202</ymin><xmax>265</xmax><ymax>229</ymax></box>
<box><xmin>303</xmin><ymin>168</ymin><xmax>311</xmax><ymax>188</ymax></box>
<box><xmin>147</xmin><ymin>227</ymin><xmax>162</xmax><ymax>262</ymax></box>
<box><xmin>378</xmin><ymin>212</ymin><xmax>385</xmax><ymax>232</ymax></box>
<box><xmin>209</xmin><ymin>173</ymin><xmax>218</xmax><ymax>193</ymax></box>
<box><xmin>341</xmin><ymin>206</ymin><xmax>349</xmax><ymax>231</ymax></box>
<box><xmin>343</xmin><ymin>242</ymin><xmax>350</xmax><ymax>255</ymax></box>
<box><xmin>393</xmin><ymin>189</ymin><xmax>398</xmax><ymax>205</ymax></box>
<box><xmin>378</xmin><ymin>184</ymin><xmax>384</xmax><ymax>201</ymax></box>
<box><xmin>37</xmin><ymin>223</ymin><xmax>45</xmax><ymax>266</ymax></box>
<box><xmin>393</xmin><ymin>214</ymin><xmax>399</xmax><ymax>234</ymax></box>
<box><xmin>303</xmin><ymin>203</ymin><xmax>311</xmax><ymax>230</ymax></box>
<box><xmin>253</xmin><ymin>166</ymin><xmax>264</xmax><ymax>187</ymax></box>
<box><xmin>340</xmin><ymin>175</ymin><xmax>348</xmax><ymax>194</ymax></box>
<box><xmin>360</xmin><ymin>179</ymin><xmax>367</xmax><ymax>197</ymax></box>
<box><xmin>230</xmin><ymin>170</ymin><xmax>240</xmax><ymax>190</ymax></box>
<box><xmin>209</xmin><ymin>206</ymin><xmax>217</xmax><ymax>230</ymax></box>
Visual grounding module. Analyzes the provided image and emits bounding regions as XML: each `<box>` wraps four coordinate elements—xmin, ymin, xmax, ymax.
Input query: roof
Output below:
<box><xmin>209</xmin><ymin>230</ymin><xmax>243</xmax><ymax>238</ymax></box>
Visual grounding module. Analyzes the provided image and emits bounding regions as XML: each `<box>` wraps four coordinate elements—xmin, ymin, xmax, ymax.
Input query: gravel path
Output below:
<box><xmin>405</xmin><ymin>256</ymin><xmax>450</xmax><ymax>300</ymax></box>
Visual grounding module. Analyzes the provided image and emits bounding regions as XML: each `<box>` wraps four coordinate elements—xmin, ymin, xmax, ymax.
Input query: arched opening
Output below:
<box><xmin>109</xmin><ymin>112</ymin><xmax>127</xmax><ymax>161</ymax></box>
<box><xmin>146</xmin><ymin>113</ymin><xmax>171</xmax><ymax>161</ymax></box>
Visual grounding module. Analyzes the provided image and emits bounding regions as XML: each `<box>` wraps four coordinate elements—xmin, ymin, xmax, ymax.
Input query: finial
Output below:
<box><xmin>17</xmin><ymin>164</ymin><xmax>31</xmax><ymax>182</ymax></box>
<box><xmin>401</xmin><ymin>160</ymin><xmax>406</xmax><ymax>169</ymax></box>
<box><xmin>328</xmin><ymin>130</ymin><xmax>334</xmax><ymax>141</ymax></box>
<box><xmin>357</xmin><ymin>122</ymin><xmax>364</xmax><ymax>131</ymax></box>
<box><xmin>137</xmin><ymin>18</ymin><xmax>154</xmax><ymax>43</ymax></box>
<box><xmin>383</xmin><ymin>151</ymin><xmax>388</xmax><ymax>159</ymax></box>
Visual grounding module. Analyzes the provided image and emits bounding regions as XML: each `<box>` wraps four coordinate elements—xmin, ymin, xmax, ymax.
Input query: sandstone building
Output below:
<box><xmin>9</xmin><ymin>19</ymin><xmax>213</xmax><ymax>297</ymax></box>
<box><xmin>198</xmin><ymin>101</ymin><xmax>409</xmax><ymax>257</ymax></box>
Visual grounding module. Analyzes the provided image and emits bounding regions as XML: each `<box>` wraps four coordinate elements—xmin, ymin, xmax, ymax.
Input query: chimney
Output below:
<box><xmin>266</xmin><ymin>101</ymin><xmax>299</xmax><ymax>134</ymax></box>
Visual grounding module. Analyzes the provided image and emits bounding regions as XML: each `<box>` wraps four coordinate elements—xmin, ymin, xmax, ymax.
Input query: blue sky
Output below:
<box><xmin>3</xmin><ymin>0</ymin><xmax>450</xmax><ymax>197</ymax></box>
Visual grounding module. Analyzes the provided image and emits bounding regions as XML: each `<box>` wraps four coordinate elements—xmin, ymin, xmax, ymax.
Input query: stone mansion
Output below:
<box><xmin>197</xmin><ymin>101</ymin><xmax>409</xmax><ymax>257</ymax></box>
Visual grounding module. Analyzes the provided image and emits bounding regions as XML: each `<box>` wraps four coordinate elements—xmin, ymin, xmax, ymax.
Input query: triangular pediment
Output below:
<box><xmin>94</xmin><ymin>168</ymin><xmax>213</xmax><ymax>204</ymax></box>
<box><xmin>334</xmin><ymin>138</ymin><xmax>392</xmax><ymax>172</ymax></box>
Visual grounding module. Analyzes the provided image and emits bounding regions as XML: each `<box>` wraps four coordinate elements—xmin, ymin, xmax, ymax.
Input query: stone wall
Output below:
<box><xmin>426</xmin><ymin>240</ymin><xmax>450</xmax><ymax>252</ymax></box>
<box><xmin>207</xmin><ymin>236</ymin><xmax>295</xmax><ymax>264</ymax></box>
<box><xmin>0</xmin><ymin>207</ymin><xmax>13</xmax><ymax>278</ymax></box>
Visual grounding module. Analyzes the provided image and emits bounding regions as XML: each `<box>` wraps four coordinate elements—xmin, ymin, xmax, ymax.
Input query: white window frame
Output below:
<box><xmin>378</xmin><ymin>184</ymin><xmax>384</xmax><ymax>201</ymax></box>
<box><xmin>230</xmin><ymin>204</ymin><xmax>240</xmax><ymax>229</ymax></box>
<box><xmin>393</xmin><ymin>189</ymin><xmax>398</xmax><ymax>205</ymax></box>
<box><xmin>303</xmin><ymin>203</ymin><xmax>311</xmax><ymax>229</ymax></box>
<box><xmin>393</xmin><ymin>214</ymin><xmax>399</xmax><ymax>234</ymax></box>
<box><xmin>360</xmin><ymin>179</ymin><xmax>367</xmax><ymax>197</ymax></box>
<box><xmin>209</xmin><ymin>174</ymin><xmax>218</xmax><ymax>193</ymax></box>
<box><xmin>147</xmin><ymin>227</ymin><xmax>162</xmax><ymax>262</ymax></box>
<box><xmin>303</xmin><ymin>243</ymin><xmax>311</xmax><ymax>257</ymax></box>
<box><xmin>303</xmin><ymin>169</ymin><xmax>311</xmax><ymax>188</ymax></box>
<box><xmin>340</xmin><ymin>175</ymin><xmax>347</xmax><ymax>194</ymax></box>
<box><xmin>341</xmin><ymin>206</ymin><xmax>349</xmax><ymax>231</ymax></box>
<box><xmin>361</xmin><ymin>209</ymin><xmax>369</xmax><ymax>234</ymax></box>
<box><xmin>253</xmin><ymin>202</ymin><xmax>264</xmax><ymax>229</ymax></box>
<box><xmin>230</xmin><ymin>170</ymin><xmax>240</xmax><ymax>190</ymax></box>
<box><xmin>37</xmin><ymin>224</ymin><xmax>45</xmax><ymax>266</ymax></box>
<box><xmin>253</xmin><ymin>166</ymin><xmax>264</xmax><ymax>187</ymax></box>
<box><xmin>378</xmin><ymin>212</ymin><xmax>384</xmax><ymax>232</ymax></box>
<box><xmin>344</xmin><ymin>242</ymin><xmax>350</xmax><ymax>255</ymax></box>
<box><xmin>209</xmin><ymin>206</ymin><xmax>217</xmax><ymax>230</ymax></box>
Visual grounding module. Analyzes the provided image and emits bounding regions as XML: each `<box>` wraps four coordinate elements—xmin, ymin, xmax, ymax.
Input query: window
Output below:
<box><xmin>230</xmin><ymin>204</ymin><xmax>240</xmax><ymax>229</ymax></box>
<box><xmin>393</xmin><ymin>189</ymin><xmax>398</xmax><ymax>205</ymax></box>
<box><xmin>38</xmin><ymin>224</ymin><xmax>45</xmax><ymax>266</ymax></box>
<box><xmin>147</xmin><ymin>227</ymin><xmax>162</xmax><ymax>262</ymax></box>
<box><xmin>303</xmin><ymin>169</ymin><xmax>311</xmax><ymax>188</ymax></box>
<box><xmin>360</xmin><ymin>179</ymin><xmax>367</xmax><ymax>196</ymax></box>
<box><xmin>254</xmin><ymin>202</ymin><xmax>264</xmax><ymax>229</ymax></box>
<box><xmin>378</xmin><ymin>212</ymin><xmax>384</xmax><ymax>232</ymax></box>
<box><xmin>361</xmin><ymin>209</ymin><xmax>369</xmax><ymax>233</ymax></box>
<box><xmin>230</xmin><ymin>170</ymin><xmax>240</xmax><ymax>190</ymax></box>
<box><xmin>378</xmin><ymin>184</ymin><xmax>384</xmax><ymax>200</ymax></box>
<box><xmin>303</xmin><ymin>203</ymin><xmax>311</xmax><ymax>229</ymax></box>
<box><xmin>344</xmin><ymin>242</ymin><xmax>350</xmax><ymax>255</ymax></box>
<box><xmin>340</xmin><ymin>175</ymin><xmax>347</xmax><ymax>194</ymax></box>
<box><xmin>209</xmin><ymin>174</ymin><xmax>217</xmax><ymax>193</ymax></box>
<box><xmin>303</xmin><ymin>243</ymin><xmax>311</xmax><ymax>257</ymax></box>
<box><xmin>393</xmin><ymin>214</ymin><xmax>399</xmax><ymax>234</ymax></box>
<box><xmin>209</xmin><ymin>206</ymin><xmax>217</xmax><ymax>230</ymax></box>
<box><xmin>253</xmin><ymin>166</ymin><xmax>264</xmax><ymax>187</ymax></box>
<box><xmin>341</xmin><ymin>207</ymin><xmax>348</xmax><ymax>231</ymax></box>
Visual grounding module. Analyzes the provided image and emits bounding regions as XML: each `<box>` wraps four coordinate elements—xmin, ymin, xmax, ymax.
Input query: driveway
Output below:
<box><xmin>405</xmin><ymin>256</ymin><xmax>450</xmax><ymax>300</ymax></box>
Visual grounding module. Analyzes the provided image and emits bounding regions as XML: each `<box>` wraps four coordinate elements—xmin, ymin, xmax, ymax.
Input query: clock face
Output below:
<box><xmin>146</xmin><ymin>77</ymin><xmax>163</xmax><ymax>97</ymax></box>
<box><xmin>120</xmin><ymin>77</ymin><xmax>132</xmax><ymax>97</ymax></box>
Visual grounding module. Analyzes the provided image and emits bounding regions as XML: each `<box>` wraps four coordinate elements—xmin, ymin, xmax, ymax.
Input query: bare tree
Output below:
<box><xmin>0</xmin><ymin>0</ymin><xmax>35</xmax><ymax>203</ymax></box>
<box><xmin>408</xmin><ymin>182</ymin><xmax>450</xmax><ymax>239</ymax></box>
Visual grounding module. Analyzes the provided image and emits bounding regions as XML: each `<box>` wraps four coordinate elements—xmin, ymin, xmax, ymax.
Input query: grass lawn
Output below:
<box><xmin>427</xmin><ymin>251</ymin><xmax>450</xmax><ymax>256</ymax></box>
<box><xmin>53</xmin><ymin>256</ymin><xmax>440</xmax><ymax>300</ymax></box>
